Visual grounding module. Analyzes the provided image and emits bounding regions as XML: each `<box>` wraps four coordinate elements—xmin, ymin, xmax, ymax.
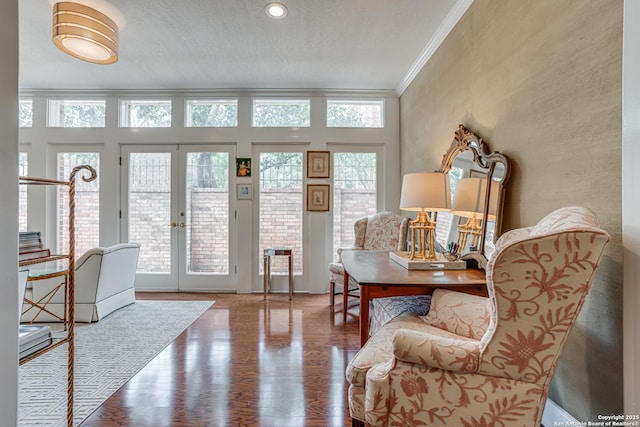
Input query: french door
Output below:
<box><xmin>120</xmin><ymin>144</ymin><xmax>236</xmax><ymax>291</ymax></box>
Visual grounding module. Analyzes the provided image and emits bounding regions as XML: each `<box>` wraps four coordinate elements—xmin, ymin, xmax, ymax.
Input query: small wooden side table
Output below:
<box><xmin>263</xmin><ymin>248</ymin><xmax>293</xmax><ymax>300</ymax></box>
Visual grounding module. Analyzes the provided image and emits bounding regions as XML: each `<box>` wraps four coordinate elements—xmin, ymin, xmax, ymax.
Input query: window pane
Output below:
<box><xmin>19</xmin><ymin>100</ymin><xmax>33</xmax><ymax>127</ymax></box>
<box><xmin>333</xmin><ymin>152</ymin><xmax>377</xmax><ymax>254</ymax></box>
<box><xmin>259</xmin><ymin>152</ymin><xmax>303</xmax><ymax>274</ymax></box>
<box><xmin>128</xmin><ymin>153</ymin><xmax>171</xmax><ymax>273</ymax></box>
<box><xmin>48</xmin><ymin>99</ymin><xmax>106</xmax><ymax>127</ymax></box>
<box><xmin>252</xmin><ymin>99</ymin><xmax>310</xmax><ymax>127</ymax></box>
<box><xmin>185</xmin><ymin>99</ymin><xmax>238</xmax><ymax>127</ymax></box>
<box><xmin>435</xmin><ymin>166</ymin><xmax>465</xmax><ymax>248</ymax></box>
<box><xmin>19</xmin><ymin>152</ymin><xmax>28</xmax><ymax>231</ymax></box>
<box><xmin>186</xmin><ymin>152</ymin><xmax>229</xmax><ymax>274</ymax></box>
<box><xmin>120</xmin><ymin>100</ymin><xmax>172</xmax><ymax>128</ymax></box>
<box><xmin>327</xmin><ymin>100</ymin><xmax>384</xmax><ymax>128</ymax></box>
<box><xmin>57</xmin><ymin>153</ymin><xmax>100</xmax><ymax>258</ymax></box>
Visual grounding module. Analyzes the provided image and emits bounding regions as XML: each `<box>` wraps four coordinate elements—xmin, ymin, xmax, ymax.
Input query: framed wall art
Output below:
<box><xmin>236</xmin><ymin>158</ymin><xmax>252</xmax><ymax>177</ymax></box>
<box><xmin>236</xmin><ymin>183</ymin><xmax>253</xmax><ymax>200</ymax></box>
<box><xmin>306</xmin><ymin>184</ymin><xmax>330</xmax><ymax>212</ymax></box>
<box><xmin>306</xmin><ymin>150</ymin><xmax>330</xmax><ymax>178</ymax></box>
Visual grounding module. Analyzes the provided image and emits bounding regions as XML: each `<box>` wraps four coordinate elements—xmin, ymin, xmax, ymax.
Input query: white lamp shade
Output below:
<box><xmin>451</xmin><ymin>177</ymin><xmax>499</xmax><ymax>220</ymax></box>
<box><xmin>399</xmin><ymin>172</ymin><xmax>451</xmax><ymax>212</ymax></box>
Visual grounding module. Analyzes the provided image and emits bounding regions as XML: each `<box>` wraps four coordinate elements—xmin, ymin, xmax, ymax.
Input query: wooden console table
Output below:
<box><xmin>341</xmin><ymin>250</ymin><xmax>488</xmax><ymax>346</ymax></box>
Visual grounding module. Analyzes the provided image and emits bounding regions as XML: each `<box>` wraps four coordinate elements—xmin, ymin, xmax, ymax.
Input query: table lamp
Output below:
<box><xmin>399</xmin><ymin>172</ymin><xmax>451</xmax><ymax>260</ymax></box>
<box><xmin>451</xmin><ymin>177</ymin><xmax>498</xmax><ymax>254</ymax></box>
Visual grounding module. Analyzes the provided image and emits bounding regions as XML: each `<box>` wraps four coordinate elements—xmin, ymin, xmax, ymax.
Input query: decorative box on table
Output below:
<box><xmin>389</xmin><ymin>251</ymin><xmax>466</xmax><ymax>270</ymax></box>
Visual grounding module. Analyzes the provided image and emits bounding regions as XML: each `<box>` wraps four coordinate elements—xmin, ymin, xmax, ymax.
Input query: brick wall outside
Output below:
<box><xmin>332</xmin><ymin>188</ymin><xmax>376</xmax><ymax>258</ymax></box>
<box><xmin>52</xmin><ymin>186</ymin><xmax>376</xmax><ymax>276</ymax></box>
<box><xmin>259</xmin><ymin>188</ymin><xmax>302</xmax><ymax>274</ymax></box>
<box><xmin>189</xmin><ymin>188</ymin><xmax>228</xmax><ymax>273</ymax></box>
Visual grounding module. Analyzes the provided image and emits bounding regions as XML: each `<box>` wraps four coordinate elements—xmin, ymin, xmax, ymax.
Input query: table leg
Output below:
<box><xmin>343</xmin><ymin>270</ymin><xmax>349</xmax><ymax>322</ymax></box>
<box><xmin>263</xmin><ymin>255</ymin><xmax>268</xmax><ymax>299</ymax></box>
<box><xmin>288</xmin><ymin>254</ymin><xmax>293</xmax><ymax>300</ymax></box>
<box><xmin>359</xmin><ymin>286</ymin><xmax>370</xmax><ymax>346</ymax></box>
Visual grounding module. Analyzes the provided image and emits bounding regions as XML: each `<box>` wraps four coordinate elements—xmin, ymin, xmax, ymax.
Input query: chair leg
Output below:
<box><xmin>330</xmin><ymin>280</ymin><xmax>335</xmax><ymax>307</ymax></box>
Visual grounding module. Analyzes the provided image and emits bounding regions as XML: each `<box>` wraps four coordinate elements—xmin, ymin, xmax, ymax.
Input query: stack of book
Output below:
<box><xmin>18</xmin><ymin>324</ymin><xmax>52</xmax><ymax>360</ymax></box>
<box><xmin>19</xmin><ymin>231</ymin><xmax>50</xmax><ymax>262</ymax></box>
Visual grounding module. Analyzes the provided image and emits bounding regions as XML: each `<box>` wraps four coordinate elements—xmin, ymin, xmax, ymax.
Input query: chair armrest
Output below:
<box><xmin>336</xmin><ymin>246</ymin><xmax>364</xmax><ymax>262</ymax></box>
<box><xmin>392</xmin><ymin>328</ymin><xmax>480</xmax><ymax>374</ymax></box>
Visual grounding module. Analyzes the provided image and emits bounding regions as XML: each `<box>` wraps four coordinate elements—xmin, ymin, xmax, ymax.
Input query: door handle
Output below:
<box><xmin>179</xmin><ymin>222</ymin><xmax>185</xmax><ymax>228</ymax></box>
<box><xmin>170</xmin><ymin>222</ymin><xmax>177</xmax><ymax>228</ymax></box>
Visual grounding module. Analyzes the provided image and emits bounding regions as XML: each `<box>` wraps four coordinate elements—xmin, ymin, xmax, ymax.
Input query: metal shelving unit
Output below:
<box><xmin>18</xmin><ymin>165</ymin><xmax>97</xmax><ymax>427</ymax></box>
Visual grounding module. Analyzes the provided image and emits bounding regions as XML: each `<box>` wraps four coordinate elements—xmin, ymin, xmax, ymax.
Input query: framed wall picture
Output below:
<box><xmin>236</xmin><ymin>183</ymin><xmax>252</xmax><ymax>200</ymax></box>
<box><xmin>236</xmin><ymin>158</ymin><xmax>252</xmax><ymax>177</ymax></box>
<box><xmin>306</xmin><ymin>184</ymin><xmax>330</xmax><ymax>211</ymax></box>
<box><xmin>306</xmin><ymin>150</ymin><xmax>330</xmax><ymax>178</ymax></box>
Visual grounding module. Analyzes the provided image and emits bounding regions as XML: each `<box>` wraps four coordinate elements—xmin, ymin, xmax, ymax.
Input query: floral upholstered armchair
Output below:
<box><xmin>328</xmin><ymin>211</ymin><xmax>409</xmax><ymax>314</ymax></box>
<box><xmin>346</xmin><ymin>206</ymin><xmax>610</xmax><ymax>427</ymax></box>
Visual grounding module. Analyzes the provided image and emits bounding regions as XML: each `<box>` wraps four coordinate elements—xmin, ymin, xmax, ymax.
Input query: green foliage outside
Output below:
<box><xmin>260</xmin><ymin>153</ymin><xmax>302</xmax><ymax>189</ymax></box>
<box><xmin>57</xmin><ymin>104</ymin><xmax>105</xmax><ymax>127</ymax></box>
<box><xmin>334</xmin><ymin>152</ymin><xmax>376</xmax><ymax>190</ymax></box>
<box><xmin>19</xmin><ymin>101</ymin><xmax>33</xmax><ymax>127</ymax></box>
<box><xmin>190</xmin><ymin>152</ymin><xmax>229</xmax><ymax>189</ymax></box>
<box><xmin>129</xmin><ymin>104</ymin><xmax>171</xmax><ymax>127</ymax></box>
<box><xmin>253</xmin><ymin>103</ymin><xmax>310</xmax><ymax>127</ymax></box>
<box><xmin>190</xmin><ymin>103</ymin><xmax>237</xmax><ymax>127</ymax></box>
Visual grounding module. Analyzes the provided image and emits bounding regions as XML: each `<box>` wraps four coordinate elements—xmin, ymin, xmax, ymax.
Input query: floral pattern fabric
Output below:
<box><xmin>328</xmin><ymin>211</ymin><xmax>409</xmax><ymax>295</ymax></box>
<box><xmin>422</xmin><ymin>289</ymin><xmax>490</xmax><ymax>341</ymax></box>
<box><xmin>346</xmin><ymin>206</ymin><xmax>611</xmax><ymax>427</ymax></box>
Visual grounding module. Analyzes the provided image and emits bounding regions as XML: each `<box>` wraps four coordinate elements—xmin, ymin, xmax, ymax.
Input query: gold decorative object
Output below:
<box><xmin>451</xmin><ymin>177</ymin><xmax>499</xmax><ymax>255</ymax></box>
<box><xmin>399</xmin><ymin>172</ymin><xmax>451</xmax><ymax>260</ymax></box>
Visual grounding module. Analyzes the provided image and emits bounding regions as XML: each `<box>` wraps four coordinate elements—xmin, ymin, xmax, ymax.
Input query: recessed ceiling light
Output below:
<box><xmin>265</xmin><ymin>2</ymin><xmax>287</xmax><ymax>19</ymax></box>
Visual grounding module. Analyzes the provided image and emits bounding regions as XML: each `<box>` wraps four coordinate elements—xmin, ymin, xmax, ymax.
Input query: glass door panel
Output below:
<box><xmin>128</xmin><ymin>152</ymin><xmax>173</xmax><ymax>274</ymax></box>
<box><xmin>121</xmin><ymin>145</ymin><xmax>235</xmax><ymax>291</ymax></box>
<box><xmin>182</xmin><ymin>150</ymin><xmax>230</xmax><ymax>278</ymax></box>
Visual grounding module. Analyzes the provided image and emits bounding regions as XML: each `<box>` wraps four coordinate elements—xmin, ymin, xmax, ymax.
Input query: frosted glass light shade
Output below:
<box><xmin>399</xmin><ymin>172</ymin><xmax>451</xmax><ymax>212</ymax></box>
<box><xmin>451</xmin><ymin>177</ymin><xmax>499</xmax><ymax>220</ymax></box>
<box><xmin>53</xmin><ymin>2</ymin><xmax>118</xmax><ymax>64</ymax></box>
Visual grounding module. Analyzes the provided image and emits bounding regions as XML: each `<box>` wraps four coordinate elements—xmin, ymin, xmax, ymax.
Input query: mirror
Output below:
<box><xmin>437</xmin><ymin>125</ymin><xmax>511</xmax><ymax>268</ymax></box>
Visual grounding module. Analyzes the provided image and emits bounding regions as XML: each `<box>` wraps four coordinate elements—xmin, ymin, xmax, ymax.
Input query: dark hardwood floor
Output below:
<box><xmin>80</xmin><ymin>292</ymin><xmax>361</xmax><ymax>427</ymax></box>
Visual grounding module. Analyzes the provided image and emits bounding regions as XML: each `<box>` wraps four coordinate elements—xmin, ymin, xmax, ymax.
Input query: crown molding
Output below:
<box><xmin>395</xmin><ymin>0</ymin><xmax>474</xmax><ymax>96</ymax></box>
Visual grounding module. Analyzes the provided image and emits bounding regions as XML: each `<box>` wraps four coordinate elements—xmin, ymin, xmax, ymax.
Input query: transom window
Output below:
<box><xmin>252</xmin><ymin>99</ymin><xmax>310</xmax><ymax>127</ymax></box>
<box><xmin>19</xmin><ymin>100</ymin><xmax>33</xmax><ymax>128</ymax></box>
<box><xmin>327</xmin><ymin>99</ymin><xmax>384</xmax><ymax>128</ymax></box>
<box><xmin>48</xmin><ymin>99</ymin><xmax>106</xmax><ymax>128</ymax></box>
<box><xmin>185</xmin><ymin>99</ymin><xmax>238</xmax><ymax>127</ymax></box>
<box><xmin>120</xmin><ymin>100</ymin><xmax>172</xmax><ymax>128</ymax></box>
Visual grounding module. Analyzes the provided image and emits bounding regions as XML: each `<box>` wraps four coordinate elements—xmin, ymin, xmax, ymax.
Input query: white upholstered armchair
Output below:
<box><xmin>346</xmin><ymin>206</ymin><xmax>610</xmax><ymax>426</ymax></box>
<box><xmin>22</xmin><ymin>243</ymin><xmax>140</xmax><ymax>323</ymax></box>
<box><xmin>328</xmin><ymin>211</ymin><xmax>409</xmax><ymax>314</ymax></box>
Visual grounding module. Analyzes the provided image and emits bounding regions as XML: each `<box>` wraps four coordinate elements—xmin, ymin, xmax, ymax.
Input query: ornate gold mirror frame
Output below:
<box><xmin>438</xmin><ymin>124</ymin><xmax>511</xmax><ymax>269</ymax></box>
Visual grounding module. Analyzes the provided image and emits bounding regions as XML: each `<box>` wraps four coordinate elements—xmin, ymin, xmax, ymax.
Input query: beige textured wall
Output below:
<box><xmin>400</xmin><ymin>0</ymin><xmax>623</xmax><ymax>420</ymax></box>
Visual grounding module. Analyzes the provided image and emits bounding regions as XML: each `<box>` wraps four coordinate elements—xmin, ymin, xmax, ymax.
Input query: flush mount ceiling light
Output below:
<box><xmin>52</xmin><ymin>2</ymin><xmax>118</xmax><ymax>64</ymax></box>
<box><xmin>265</xmin><ymin>2</ymin><xmax>287</xmax><ymax>19</ymax></box>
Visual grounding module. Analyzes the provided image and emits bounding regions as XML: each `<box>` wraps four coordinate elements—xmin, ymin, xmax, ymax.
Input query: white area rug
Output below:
<box><xmin>19</xmin><ymin>300</ymin><xmax>214</xmax><ymax>426</ymax></box>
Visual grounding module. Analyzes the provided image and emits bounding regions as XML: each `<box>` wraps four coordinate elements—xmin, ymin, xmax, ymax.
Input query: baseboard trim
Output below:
<box><xmin>542</xmin><ymin>399</ymin><xmax>578</xmax><ymax>426</ymax></box>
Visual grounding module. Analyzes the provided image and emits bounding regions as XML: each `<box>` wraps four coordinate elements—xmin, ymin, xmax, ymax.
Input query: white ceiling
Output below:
<box><xmin>19</xmin><ymin>0</ymin><xmax>467</xmax><ymax>93</ymax></box>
